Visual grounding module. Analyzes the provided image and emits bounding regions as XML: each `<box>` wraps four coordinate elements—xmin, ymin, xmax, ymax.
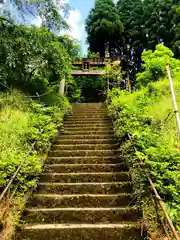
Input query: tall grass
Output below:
<box><xmin>0</xmin><ymin>90</ymin><xmax>71</xmax><ymax>238</ymax></box>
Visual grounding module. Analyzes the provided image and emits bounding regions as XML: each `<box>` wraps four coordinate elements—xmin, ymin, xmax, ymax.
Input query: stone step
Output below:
<box><xmin>44</xmin><ymin>163</ymin><xmax>128</xmax><ymax>173</ymax></box>
<box><xmin>65</xmin><ymin>116</ymin><xmax>110</xmax><ymax>120</ymax></box>
<box><xmin>72</xmin><ymin>107</ymin><xmax>106</xmax><ymax>111</ymax></box>
<box><xmin>58</xmin><ymin>134</ymin><xmax>115</xmax><ymax>140</ymax></box>
<box><xmin>17</xmin><ymin>223</ymin><xmax>144</xmax><ymax>240</ymax></box>
<box><xmin>23</xmin><ymin>207</ymin><xmax>141</xmax><ymax>224</ymax></box>
<box><xmin>54</xmin><ymin>139</ymin><xmax>117</xmax><ymax>145</ymax></box>
<box><xmin>40</xmin><ymin>172</ymin><xmax>131</xmax><ymax>183</ymax></box>
<box><xmin>37</xmin><ymin>182</ymin><xmax>132</xmax><ymax>194</ymax></box>
<box><xmin>66</xmin><ymin>112</ymin><xmax>109</xmax><ymax>116</ymax></box>
<box><xmin>46</xmin><ymin>156</ymin><xmax>123</xmax><ymax>164</ymax></box>
<box><xmin>49</xmin><ymin>150</ymin><xmax>121</xmax><ymax>157</ymax></box>
<box><xmin>51</xmin><ymin>144</ymin><xmax>118</xmax><ymax>151</ymax></box>
<box><xmin>29</xmin><ymin>193</ymin><xmax>135</xmax><ymax>208</ymax></box>
<box><xmin>70</xmin><ymin>112</ymin><xmax>108</xmax><ymax>116</ymax></box>
<box><xmin>63</xmin><ymin>126</ymin><xmax>114</xmax><ymax>132</ymax></box>
<box><xmin>73</xmin><ymin>104</ymin><xmax>105</xmax><ymax>110</ymax></box>
<box><xmin>65</xmin><ymin>117</ymin><xmax>111</xmax><ymax>121</ymax></box>
<box><xmin>64</xmin><ymin>120</ymin><xmax>112</xmax><ymax>124</ymax></box>
<box><xmin>66</xmin><ymin>110</ymin><xmax>108</xmax><ymax>117</ymax></box>
<box><xmin>72</xmin><ymin>108</ymin><xmax>107</xmax><ymax>112</ymax></box>
<box><xmin>64</xmin><ymin>123</ymin><xmax>113</xmax><ymax>128</ymax></box>
<box><xmin>68</xmin><ymin>106</ymin><xmax>107</xmax><ymax>109</ymax></box>
<box><xmin>62</xmin><ymin>130</ymin><xmax>114</xmax><ymax>135</ymax></box>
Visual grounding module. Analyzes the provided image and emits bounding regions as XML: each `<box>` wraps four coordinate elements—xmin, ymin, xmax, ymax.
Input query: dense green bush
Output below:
<box><xmin>107</xmin><ymin>78</ymin><xmax>180</xmax><ymax>229</ymax></box>
<box><xmin>136</xmin><ymin>44</ymin><xmax>180</xmax><ymax>88</ymax></box>
<box><xmin>0</xmin><ymin>18</ymin><xmax>72</xmax><ymax>95</ymax></box>
<box><xmin>0</xmin><ymin>90</ymin><xmax>71</xmax><ymax>191</ymax></box>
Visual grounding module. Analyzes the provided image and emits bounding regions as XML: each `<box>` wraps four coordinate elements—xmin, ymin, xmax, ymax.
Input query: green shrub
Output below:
<box><xmin>0</xmin><ymin>90</ymin><xmax>71</xmax><ymax>191</ymax></box>
<box><xmin>0</xmin><ymin>20</ymin><xmax>71</xmax><ymax>95</ymax></box>
<box><xmin>136</xmin><ymin>44</ymin><xmax>180</xmax><ymax>88</ymax></box>
<box><xmin>107</xmin><ymin>78</ymin><xmax>180</xmax><ymax>229</ymax></box>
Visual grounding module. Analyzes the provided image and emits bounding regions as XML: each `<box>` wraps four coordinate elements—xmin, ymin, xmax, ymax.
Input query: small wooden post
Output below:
<box><xmin>166</xmin><ymin>65</ymin><xmax>180</xmax><ymax>136</ymax></box>
<box><xmin>127</xmin><ymin>71</ymin><xmax>131</xmax><ymax>92</ymax></box>
<box><xmin>148</xmin><ymin>177</ymin><xmax>180</xmax><ymax>240</ymax></box>
<box><xmin>59</xmin><ymin>77</ymin><xmax>65</xmax><ymax>95</ymax></box>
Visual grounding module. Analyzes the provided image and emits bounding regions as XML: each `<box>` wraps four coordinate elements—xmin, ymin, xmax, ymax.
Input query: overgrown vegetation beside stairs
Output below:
<box><xmin>0</xmin><ymin>90</ymin><xmax>71</xmax><ymax>238</ymax></box>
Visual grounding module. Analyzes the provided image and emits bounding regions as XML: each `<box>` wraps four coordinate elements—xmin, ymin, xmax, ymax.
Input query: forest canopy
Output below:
<box><xmin>86</xmin><ymin>0</ymin><xmax>180</xmax><ymax>82</ymax></box>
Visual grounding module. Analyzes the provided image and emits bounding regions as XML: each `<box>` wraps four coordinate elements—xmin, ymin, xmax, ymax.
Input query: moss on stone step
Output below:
<box><xmin>39</xmin><ymin>172</ymin><xmax>131</xmax><ymax>183</ymax></box>
<box><xmin>46</xmin><ymin>156</ymin><xmax>124</xmax><ymax>164</ymax></box>
<box><xmin>49</xmin><ymin>149</ymin><xmax>121</xmax><ymax>157</ymax></box>
<box><xmin>51</xmin><ymin>143</ymin><xmax>118</xmax><ymax>151</ymax></box>
<box><xmin>23</xmin><ymin>207</ymin><xmax>141</xmax><ymax>224</ymax></box>
<box><xmin>37</xmin><ymin>182</ymin><xmax>132</xmax><ymax>194</ymax></box>
<box><xmin>16</xmin><ymin>223</ymin><xmax>144</xmax><ymax>240</ymax></box>
<box><xmin>44</xmin><ymin>163</ymin><xmax>128</xmax><ymax>173</ymax></box>
<box><xmin>28</xmin><ymin>194</ymin><xmax>135</xmax><ymax>208</ymax></box>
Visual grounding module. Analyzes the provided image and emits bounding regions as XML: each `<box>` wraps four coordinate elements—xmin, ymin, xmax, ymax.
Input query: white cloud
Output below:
<box><xmin>66</xmin><ymin>9</ymin><xmax>83</xmax><ymax>41</ymax></box>
<box><xmin>64</xmin><ymin>8</ymin><xmax>87</xmax><ymax>56</ymax></box>
<box><xmin>30</xmin><ymin>16</ymin><xmax>42</xmax><ymax>26</ymax></box>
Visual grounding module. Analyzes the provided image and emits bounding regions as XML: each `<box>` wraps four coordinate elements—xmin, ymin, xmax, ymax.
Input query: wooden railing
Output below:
<box><xmin>73</xmin><ymin>57</ymin><xmax>120</xmax><ymax>66</ymax></box>
<box><xmin>127</xmin><ymin>133</ymin><xmax>180</xmax><ymax>240</ymax></box>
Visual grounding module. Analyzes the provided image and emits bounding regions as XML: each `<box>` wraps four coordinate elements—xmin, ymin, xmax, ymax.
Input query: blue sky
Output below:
<box><xmin>66</xmin><ymin>0</ymin><xmax>117</xmax><ymax>55</ymax></box>
<box><xmin>69</xmin><ymin>0</ymin><xmax>94</xmax><ymax>20</ymax></box>
<box><xmin>65</xmin><ymin>0</ymin><xmax>95</xmax><ymax>56</ymax></box>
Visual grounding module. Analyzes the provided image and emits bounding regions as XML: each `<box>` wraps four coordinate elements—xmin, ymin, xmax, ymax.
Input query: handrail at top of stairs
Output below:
<box><xmin>127</xmin><ymin>133</ymin><xmax>180</xmax><ymax>240</ymax></box>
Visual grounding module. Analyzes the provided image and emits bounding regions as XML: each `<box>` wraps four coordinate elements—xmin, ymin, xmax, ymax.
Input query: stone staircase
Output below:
<box><xmin>16</xmin><ymin>103</ymin><xmax>144</xmax><ymax>240</ymax></box>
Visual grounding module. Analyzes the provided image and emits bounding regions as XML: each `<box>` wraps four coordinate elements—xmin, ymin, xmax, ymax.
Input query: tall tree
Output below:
<box><xmin>116</xmin><ymin>0</ymin><xmax>145</xmax><ymax>81</ymax></box>
<box><xmin>85</xmin><ymin>0</ymin><xmax>124</xmax><ymax>57</ymax></box>
<box><xmin>58</xmin><ymin>35</ymin><xmax>81</xmax><ymax>60</ymax></box>
<box><xmin>143</xmin><ymin>0</ymin><xmax>174</xmax><ymax>49</ymax></box>
<box><xmin>0</xmin><ymin>18</ymin><xmax>71</xmax><ymax>94</ymax></box>
<box><xmin>116</xmin><ymin>0</ymin><xmax>176</xmax><ymax>82</ymax></box>
<box><xmin>171</xmin><ymin>0</ymin><xmax>180</xmax><ymax>57</ymax></box>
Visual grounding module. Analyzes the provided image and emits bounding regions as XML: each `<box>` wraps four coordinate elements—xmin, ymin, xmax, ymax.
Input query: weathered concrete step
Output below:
<box><xmin>64</xmin><ymin>123</ymin><xmax>113</xmax><ymax>128</ymax></box>
<box><xmin>29</xmin><ymin>193</ymin><xmax>135</xmax><ymax>208</ymax></box>
<box><xmin>72</xmin><ymin>107</ymin><xmax>106</xmax><ymax>110</ymax></box>
<box><xmin>51</xmin><ymin>144</ymin><xmax>118</xmax><ymax>151</ymax></box>
<box><xmin>23</xmin><ymin>207</ymin><xmax>141</xmax><ymax>224</ymax></box>
<box><xmin>40</xmin><ymin>172</ymin><xmax>131</xmax><ymax>183</ymax></box>
<box><xmin>17</xmin><ymin>223</ymin><xmax>144</xmax><ymax>240</ymax></box>
<box><xmin>63</xmin><ymin>126</ymin><xmax>114</xmax><ymax>132</ymax></box>
<box><xmin>62</xmin><ymin>130</ymin><xmax>114</xmax><ymax>135</ymax></box>
<box><xmin>73</xmin><ymin>107</ymin><xmax>106</xmax><ymax>111</ymax></box>
<box><xmin>37</xmin><ymin>182</ymin><xmax>132</xmax><ymax>194</ymax></box>
<box><xmin>64</xmin><ymin>120</ymin><xmax>112</xmax><ymax>124</ymax></box>
<box><xmin>70</xmin><ymin>112</ymin><xmax>108</xmax><ymax>116</ymax></box>
<box><xmin>49</xmin><ymin>150</ymin><xmax>120</xmax><ymax>157</ymax></box>
<box><xmin>65</xmin><ymin>117</ymin><xmax>111</xmax><ymax>121</ymax></box>
<box><xmin>54</xmin><ymin>139</ymin><xmax>117</xmax><ymax>145</ymax></box>
<box><xmin>46</xmin><ymin>156</ymin><xmax>123</xmax><ymax>164</ymax></box>
<box><xmin>58</xmin><ymin>134</ymin><xmax>115</xmax><ymax>140</ymax></box>
<box><xmin>73</xmin><ymin>104</ymin><xmax>105</xmax><ymax>109</ymax></box>
<box><xmin>66</xmin><ymin>112</ymin><xmax>108</xmax><ymax>116</ymax></box>
<box><xmin>66</xmin><ymin>116</ymin><xmax>109</xmax><ymax>120</ymax></box>
<box><xmin>73</xmin><ymin>103</ymin><xmax>105</xmax><ymax>107</ymax></box>
<box><xmin>45</xmin><ymin>163</ymin><xmax>128</xmax><ymax>173</ymax></box>
<box><xmin>63</xmin><ymin>128</ymin><xmax>114</xmax><ymax>134</ymax></box>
